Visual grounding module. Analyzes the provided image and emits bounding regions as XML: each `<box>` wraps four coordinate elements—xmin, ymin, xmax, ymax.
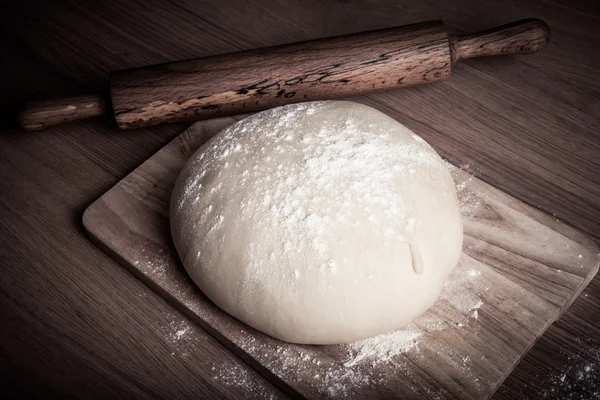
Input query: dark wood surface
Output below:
<box><xmin>1</xmin><ymin>0</ymin><xmax>599</xmax><ymax>399</ymax></box>
<box><xmin>83</xmin><ymin>117</ymin><xmax>599</xmax><ymax>399</ymax></box>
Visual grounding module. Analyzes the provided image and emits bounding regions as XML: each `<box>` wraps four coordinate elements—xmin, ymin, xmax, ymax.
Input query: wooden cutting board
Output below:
<box><xmin>83</xmin><ymin>115</ymin><xmax>599</xmax><ymax>399</ymax></box>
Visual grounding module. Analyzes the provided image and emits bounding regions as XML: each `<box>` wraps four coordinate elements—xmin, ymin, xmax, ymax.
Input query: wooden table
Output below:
<box><xmin>1</xmin><ymin>1</ymin><xmax>598</xmax><ymax>398</ymax></box>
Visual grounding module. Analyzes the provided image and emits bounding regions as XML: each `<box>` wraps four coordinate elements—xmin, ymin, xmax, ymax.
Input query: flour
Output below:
<box><xmin>237</xmin><ymin>102</ymin><xmax>442</xmax><ymax>265</ymax></box>
<box><xmin>344</xmin><ymin>329</ymin><xmax>422</xmax><ymax>367</ymax></box>
<box><xmin>164</xmin><ymin>319</ymin><xmax>194</xmax><ymax>358</ymax></box>
<box><xmin>340</xmin><ymin>262</ymin><xmax>485</xmax><ymax>370</ymax></box>
<box><xmin>159</xmin><ymin>313</ymin><xmax>279</xmax><ymax>398</ymax></box>
<box><xmin>137</xmin><ymin>245</ymin><xmax>172</xmax><ymax>283</ymax></box>
<box><xmin>177</xmin><ymin>100</ymin><xmax>448</xmax><ymax>273</ymax></box>
<box><xmin>451</xmin><ymin>163</ymin><xmax>483</xmax><ymax>217</ymax></box>
<box><xmin>175</xmin><ymin>327</ymin><xmax>189</xmax><ymax>339</ymax></box>
<box><xmin>441</xmin><ymin>267</ymin><xmax>484</xmax><ymax>316</ymax></box>
<box><xmin>211</xmin><ymin>363</ymin><xmax>279</xmax><ymax>400</ymax></box>
<box><xmin>514</xmin><ymin>337</ymin><xmax>600</xmax><ymax>399</ymax></box>
<box><xmin>323</xmin><ymin>368</ymin><xmax>373</xmax><ymax>398</ymax></box>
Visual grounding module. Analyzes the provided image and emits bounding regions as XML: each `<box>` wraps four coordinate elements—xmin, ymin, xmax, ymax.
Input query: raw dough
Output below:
<box><xmin>170</xmin><ymin>101</ymin><xmax>463</xmax><ymax>345</ymax></box>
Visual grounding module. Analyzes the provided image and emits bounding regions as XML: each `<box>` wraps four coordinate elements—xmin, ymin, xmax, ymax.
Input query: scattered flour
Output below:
<box><xmin>323</xmin><ymin>368</ymin><xmax>373</xmax><ymax>398</ymax></box>
<box><xmin>344</xmin><ymin>329</ymin><xmax>422</xmax><ymax>367</ymax></box>
<box><xmin>510</xmin><ymin>337</ymin><xmax>600</xmax><ymax>400</ymax></box>
<box><xmin>175</xmin><ymin>327</ymin><xmax>189</xmax><ymax>339</ymax></box>
<box><xmin>441</xmin><ymin>267</ymin><xmax>485</xmax><ymax>317</ymax></box>
<box><xmin>175</xmin><ymin>101</ymin><xmax>453</xmax><ymax>298</ymax></box>
<box><xmin>137</xmin><ymin>246</ymin><xmax>173</xmax><ymax>282</ymax></box>
<box><xmin>159</xmin><ymin>313</ymin><xmax>281</xmax><ymax>398</ymax></box>
<box><xmin>211</xmin><ymin>363</ymin><xmax>279</xmax><ymax>400</ymax></box>
<box><xmin>164</xmin><ymin>319</ymin><xmax>194</xmax><ymax>358</ymax></box>
<box><xmin>340</xmin><ymin>259</ymin><xmax>485</xmax><ymax>370</ymax></box>
<box><xmin>450</xmin><ymin>162</ymin><xmax>483</xmax><ymax>218</ymax></box>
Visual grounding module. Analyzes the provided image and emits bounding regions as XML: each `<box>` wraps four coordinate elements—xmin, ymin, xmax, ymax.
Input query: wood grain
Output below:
<box><xmin>83</xmin><ymin>117</ymin><xmax>599</xmax><ymax>399</ymax></box>
<box><xmin>109</xmin><ymin>19</ymin><xmax>548</xmax><ymax>129</ymax></box>
<box><xmin>110</xmin><ymin>21</ymin><xmax>451</xmax><ymax>129</ymax></box>
<box><xmin>452</xmin><ymin>19</ymin><xmax>550</xmax><ymax>63</ymax></box>
<box><xmin>1</xmin><ymin>0</ymin><xmax>599</xmax><ymax>398</ymax></box>
<box><xmin>18</xmin><ymin>94</ymin><xmax>107</xmax><ymax>131</ymax></box>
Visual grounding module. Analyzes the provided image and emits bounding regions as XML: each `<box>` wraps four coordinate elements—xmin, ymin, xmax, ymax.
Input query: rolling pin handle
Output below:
<box><xmin>450</xmin><ymin>19</ymin><xmax>550</xmax><ymax>64</ymax></box>
<box><xmin>18</xmin><ymin>94</ymin><xmax>107</xmax><ymax>131</ymax></box>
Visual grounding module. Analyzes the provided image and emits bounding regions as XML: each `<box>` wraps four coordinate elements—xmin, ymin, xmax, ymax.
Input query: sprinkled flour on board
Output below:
<box><xmin>154</xmin><ymin>310</ymin><xmax>280</xmax><ymax>399</ymax></box>
<box><xmin>163</xmin><ymin>318</ymin><xmax>195</xmax><ymax>358</ymax></box>
<box><xmin>344</xmin><ymin>329</ymin><xmax>422</xmax><ymax>367</ymax></box>
<box><xmin>211</xmin><ymin>363</ymin><xmax>279</xmax><ymax>400</ymax></box>
<box><xmin>340</xmin><ymin>262</ymin><xmax>485</xmax><ymax>369</ymax></box>
<box><xmin>451</xmin><ymin>162</ymin><xmax>483</xmax><ymax>217</ymax></box>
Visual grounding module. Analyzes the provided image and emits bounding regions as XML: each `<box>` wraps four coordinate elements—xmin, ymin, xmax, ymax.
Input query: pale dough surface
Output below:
<box><xmin>170</xmin><ymin>101</ymin><xmax>463</xmax><ymax>345</ymax></box>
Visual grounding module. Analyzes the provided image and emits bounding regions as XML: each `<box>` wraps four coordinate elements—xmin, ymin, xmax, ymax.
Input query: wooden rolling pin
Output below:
<box><xmin>18</xmin><ymin>18</ymin><xmax>549</xmax><ymax>131</ymax></box>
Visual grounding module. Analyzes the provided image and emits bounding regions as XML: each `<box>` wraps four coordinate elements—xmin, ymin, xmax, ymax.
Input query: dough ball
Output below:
<box><xmin>170</xmin><ymin>101</ymin><xmax>462</xmax><ymax>345</ymax></box>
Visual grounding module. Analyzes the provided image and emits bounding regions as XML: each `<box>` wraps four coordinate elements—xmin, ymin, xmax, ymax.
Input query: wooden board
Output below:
<box><xmin>83</xmin><ymin>115</ymin><xmax>599</xmax><ymax>399</ymax></box>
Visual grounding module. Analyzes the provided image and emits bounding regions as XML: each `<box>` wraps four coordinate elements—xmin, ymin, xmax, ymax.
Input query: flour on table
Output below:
<box><xmin>515</xmin><ymin>337</ymin><xmax>600</xmax><ymax>399</ymax></box>
<box><xmin>136</xmin><ymin>245</ymin><xmax>171</xmax><ymax>282</ymax></box>
<box><xmin>441</xmin><ymin>268</ymin><xmax>484</xmax><ymax>317</ymax></box>
<box><xmin>344</xmin><ymin>329</ymin><xmax>422</xmax><ymax>367</ymax></box>
<box><xmin>164</xmin><ymin>318</ymin><xmax>194</xmax><ymax>358</ymax></box>
<box><xmin>449</xmin><ymin>162</ymin><xmax>483</xmax><ymax>218</ymax></box>
<box><xmin>211</xmin><ymin>363</ymin><xmax>279</xmax><ymax>400</ymax></box>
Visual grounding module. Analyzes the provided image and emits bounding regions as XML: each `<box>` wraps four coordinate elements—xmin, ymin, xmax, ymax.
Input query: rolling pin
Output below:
<box><xmin>18</xmin><ymin>18</ymin><xmax>549</xmax><ymax>131</ymax></box>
